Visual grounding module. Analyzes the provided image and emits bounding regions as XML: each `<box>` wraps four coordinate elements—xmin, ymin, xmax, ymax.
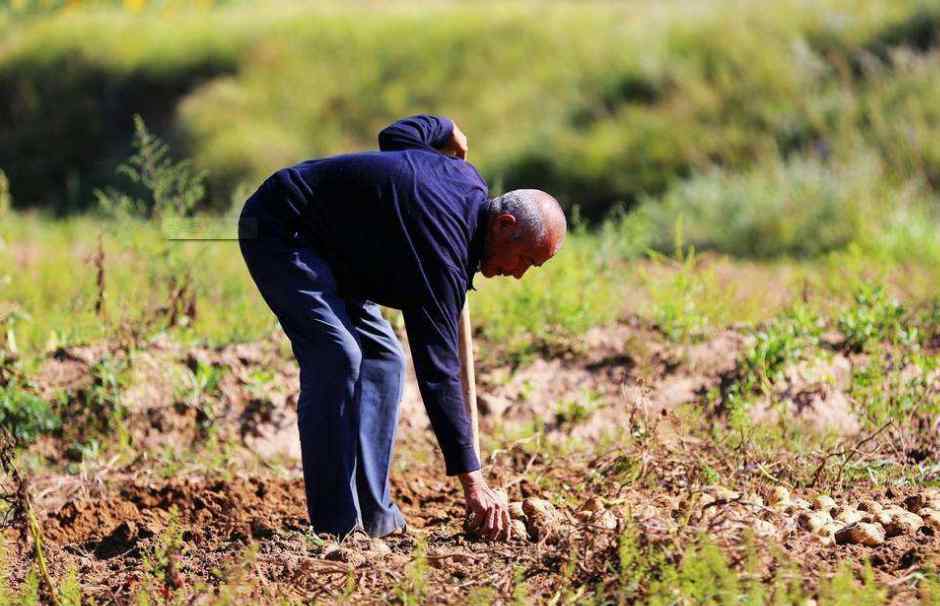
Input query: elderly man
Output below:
<box><xmin>238</xmin><ymin>115</ymin><xmax>566</xmax><ymax>542</ymax></box>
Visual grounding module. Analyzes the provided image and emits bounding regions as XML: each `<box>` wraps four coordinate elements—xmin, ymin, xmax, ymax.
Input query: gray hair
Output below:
<box><xmin>488</xmin><ymin>189</ymin><xmax>547</xmax><ymax>243</ymax></box>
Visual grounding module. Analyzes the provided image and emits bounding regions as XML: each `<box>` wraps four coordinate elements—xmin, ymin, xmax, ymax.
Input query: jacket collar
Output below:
<box><xmin>466</xmin><ymin>199</ymin><xmax>490</xmax><ymax>291</ymax></box>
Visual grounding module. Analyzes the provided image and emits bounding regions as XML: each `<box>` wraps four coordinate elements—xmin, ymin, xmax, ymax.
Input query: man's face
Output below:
<box><xmin>480</xmin><ymin>214</ymin><xmax>559</xmax><ymax>280</ymax></box>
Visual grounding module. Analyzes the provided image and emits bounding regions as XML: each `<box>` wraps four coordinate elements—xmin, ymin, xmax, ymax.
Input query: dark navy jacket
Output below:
<box><xmin>265</xmin><ymin>115</ymin><xmax>488</xmax><ymax>475</ymax></box>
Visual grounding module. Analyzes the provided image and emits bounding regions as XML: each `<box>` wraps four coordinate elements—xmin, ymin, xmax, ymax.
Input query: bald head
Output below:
<box><xmin>489</xmin><ymin>189</ymin><xmax>566</xmax><ymax>248</ymax></box>
<box><xmin>481</xmin><ymin>189</ymin><xmax>567</xmax><ymax>279</ymax></box>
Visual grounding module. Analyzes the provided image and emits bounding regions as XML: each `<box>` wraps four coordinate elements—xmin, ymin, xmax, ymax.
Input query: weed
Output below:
<box><xmin>176</xmin><ymin>359</ymin><xmax>224</xmax><ymax>439</ymax></box>
<box><xmin>837</xmin><ymin>284</ymin><xmax>909</xmax><ymax>351</ymax></box>
<box><xmin>818</xmin><ymin>562</ymin><xmax>886</xmax><ymax>605</ymax></box>
<box><xmin>849</xmin><ymin>344</ymin><xmax>939</xmax><ymax>428</ymax></box>
<box><xmin>0</xmin><ymin>387</ymin><xmax>60</xmax><ymax>445</ymax></box>
<box><xmin>96</xmin><ymin>115</ymin><xmax>206</xmax><ymax>220</ymax></box>
<box><xmin>643</xmin><ymin>225</ymin><xmax>727</xmax><ymax>343</ymax></box>
<box><xmin>394</xmin><ymin>538</ymin><xmax>429</xmax><ymax>606</ymax></box>
<box><xmin>511</xmin><ymin>565</ymin><xmax>529</xmax><ymax>606</ymax></box>
<box><xmin>0</xmin><ymin>170</ymin><xmax>9</xmax><ymax>217</ymax></box>
<box><xmin>135</xmin><ymin>507</ymin><xmax>186</xmax><ymax>604</ymax></box>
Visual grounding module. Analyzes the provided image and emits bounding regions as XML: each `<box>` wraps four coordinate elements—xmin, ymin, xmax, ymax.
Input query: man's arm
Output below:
<box><xmin>402</xmin><ymin>268</ymin><xmax>510</xmax><ymax>541</ymax></box>
<box><xmin>378</xmin><ymin>115</ymin><xmax>465</xmax><ymax>156</ymax></box>
<box><xmin>402</xmin><ymin>268</ymin><xmax>478</xmax><ymax>476</ymax></box>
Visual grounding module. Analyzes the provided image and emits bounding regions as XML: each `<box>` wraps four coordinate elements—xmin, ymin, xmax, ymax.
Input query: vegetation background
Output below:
<box><xmin>1</xmin><ymin>0</ymin><xmax>939</xmax><ymax>355</ymax></box>
<box><xmin>2</xmin><ymin>0</ymin><xmax>940</xmax><ymax>603</ymax></box>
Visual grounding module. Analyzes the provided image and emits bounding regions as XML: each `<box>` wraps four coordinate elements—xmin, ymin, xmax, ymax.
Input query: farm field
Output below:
<box><xmin>2</xmin><ymin>1</ymin><xmax>940</xmax><ymax>604</ymax></box>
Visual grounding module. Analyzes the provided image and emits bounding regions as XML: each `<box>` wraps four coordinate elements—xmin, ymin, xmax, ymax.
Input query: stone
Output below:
<box><xmin>919</xmin><ymin>508</ymin><xmax>940</xmax><ymax>531</ymax></box>
<box><xmin>370</xmin><ymin>539</ymin><xmax>391</xmax><ymax>556</ymax></box>
<box><xmin>590</xmin><ymin>509</ymin><xmax>618</xmax><ymax>530</ymax></box>
<box><xmin>798</xmin><ymin>511</ymin><xmax>832</xmax><ymax>533</ymax></box>
<box><xmin>509</xmin><ymin>501</ymin><xmax>526</xmax><ymax>520</ymax></box>
<box><xmin>884</xmin><ymin>510</ymin><xmax>923</xmax><ymax>537</ymax></box>
<box><xmin>582</xmin><ymin>496</ymin><xmax>605</xmax><ymax>513</ymax></box>
<box><xmin>835</xmin><ymin>508</ymin><xmax>865</xmax><ymax>525</ymax></box>
<box><xmin>818</xmin><ymin>521</ymin><xmax>842</xmax><ymax>538</ymax></box>
<box><xmin>790</xmin><ymin>498</ymin><xmax>812</xmax><ymax>511</ymax></box>
<box><xmin>835</xmin><ymin>522</ymin><xmax>885</xmax><ymax>546</ymax></box>
<box><xmin>522</xmin><ymin>498</ymin><xmax>561</xmax><ymax>541</ymax></box>
<box><xmin>857</xmin><ymin>499</ymin><xmax>883</xmax><ymax>513</ymax></box>
<box><xmin>743</xmin><ymin>494</ymin><xmax>765</xmax><ymax>509</ymax></box>
<box><xmin>708</xmin><ymin>486</ymin><xmax>740</xmax><ymax>501</ymax></box>
<box><xmin>323</xmin><ymin>545</ymin><xmax>365</xmax><ymax>567</ymax></box>
<box><xmin>904</xmin><ymin>495</ymin><xmax>926</xmax><ymax>513</ymax></box>
<box><xmin>753</xmin><ymin>519</ymin><xmax>776</xmax><ymax>538</ymax></box>
<box><xmin>510</xmin><ymin>518</ymin><xmax>529</xmax><ymax>540</ymax></box>
<box><xmin>813</xmin><ymin>495</ymin><xmax>837</xmax><ymax>512</ymax></box>
<box><xmin>770</xmin><ymin>486</ymin><xmax>790</xmax><ymax>505</ymax></box>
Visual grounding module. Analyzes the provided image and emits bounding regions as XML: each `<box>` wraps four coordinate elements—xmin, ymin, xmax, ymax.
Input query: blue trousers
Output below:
<box><xmin>238</xmin><ymin>191</ymin><xmax>406</xmax><ymax>538</ymax></box>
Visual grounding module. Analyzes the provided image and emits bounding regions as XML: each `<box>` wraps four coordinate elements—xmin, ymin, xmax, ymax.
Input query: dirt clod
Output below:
<box><xmin>812</xmin><ymin>495</ymin><xmax>837</xmax><ymax>512</ymax></box>
<box><xmin>835</xmin><ymin>522</ymin><xmax>885</xmax><ymax>546</ymax></box>
<box><xmin>510</xmin><ymin>518</ymin><xmax>528</xmax><ymax>539</ymax></box>
<box><xmin>522</xmin><ymin>498</ymin><xmax>561</xmax><ymax>542</ymax></box>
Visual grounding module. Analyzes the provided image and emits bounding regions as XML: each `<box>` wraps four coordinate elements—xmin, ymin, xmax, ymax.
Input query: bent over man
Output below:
<box><xmin>238</xmin><ymin>115</ymin><xmax>566</xmax><ymax>541</ymax></box>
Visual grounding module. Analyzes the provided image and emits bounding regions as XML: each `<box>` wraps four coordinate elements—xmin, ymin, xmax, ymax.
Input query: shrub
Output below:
<box><xmin>637</xmin><ymin>154</ymin><xmax>884</xmax><ymax>258</ymax></box>
<box><xmin>0</xmin><ymin>386</ymin><xmax>60</xmax><ymax>444</ymax></box>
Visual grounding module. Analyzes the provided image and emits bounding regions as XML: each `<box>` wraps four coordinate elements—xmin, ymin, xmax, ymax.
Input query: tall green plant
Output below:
<box><xmin>96</xmin><ymin>115</ymin><xmax>206</xmax><ymax>219</ymax></box>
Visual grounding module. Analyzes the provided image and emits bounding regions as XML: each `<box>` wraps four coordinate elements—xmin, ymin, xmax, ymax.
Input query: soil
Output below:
<box><xmin>3</xmin><ymin>319</ymin><xmax>937</xmax><ymax>604</ymax></box>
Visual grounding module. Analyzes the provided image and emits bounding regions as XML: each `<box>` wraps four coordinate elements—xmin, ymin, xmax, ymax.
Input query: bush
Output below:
<box><xmin>0</xmin><ymin>386</ymin><xmax>60</xmax><ymax>443</ymax></box>
<box><xmin>637</xmin><ymin>154</ymin><xmax>888</xmax><ymax>258</ymax></box>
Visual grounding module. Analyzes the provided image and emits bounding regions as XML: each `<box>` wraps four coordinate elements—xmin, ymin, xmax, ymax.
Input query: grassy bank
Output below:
<box><xmin>2</xmin><ymin>1</ymin><xmax>940</xmax><ymax>218</ymax></box>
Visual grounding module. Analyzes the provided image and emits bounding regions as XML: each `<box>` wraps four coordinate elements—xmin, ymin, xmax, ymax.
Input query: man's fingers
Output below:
<box><xmin>484</xmin><ymin>507</ymin><xmax>498</xmax><ymax>537</ymax></box>
<box><xmin>500</xmin><ymin>508</ymin><xmax>511</xmax><ymax>541</ymax></box>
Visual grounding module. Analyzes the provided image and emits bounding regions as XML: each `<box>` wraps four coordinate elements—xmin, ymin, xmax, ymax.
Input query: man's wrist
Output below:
<box><xmin>458</xmin><ymin>469</ymin><xmax>484</xmax><ymax>491</ymax></box>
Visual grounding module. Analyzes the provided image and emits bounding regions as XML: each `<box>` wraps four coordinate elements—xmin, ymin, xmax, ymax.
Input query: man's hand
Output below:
<box><xmin>459</xmin><ymin>470</ymin><xmax>510</xmax><ymax>541</ymax></box>
<box><xmin>437</xmin><ymin>122</ymin><xmax>468</xmax><ymax>159</ymax></box>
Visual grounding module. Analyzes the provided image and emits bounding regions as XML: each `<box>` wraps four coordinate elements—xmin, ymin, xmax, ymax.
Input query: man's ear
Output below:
<box><xmin>495</xmin><ymin>213</ymin><xmax>517</xmax><ymax>232</ymax></box>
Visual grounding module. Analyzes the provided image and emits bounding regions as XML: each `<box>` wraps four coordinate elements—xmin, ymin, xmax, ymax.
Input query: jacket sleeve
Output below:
<box><xmin>378</xmin><ymin>115</ymin><xmax>455</xmax><ymax>153</ymax></box>
<box><xmin>402</xmin><ymin>265</ymin><xmax>480</xmax><ymax>476</ymax></box>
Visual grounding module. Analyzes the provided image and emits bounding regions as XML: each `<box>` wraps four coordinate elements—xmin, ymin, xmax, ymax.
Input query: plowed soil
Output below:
<box><xmin>3</xmin><ymin>319</ymin><xmax>938</xmax><ymax>604</ymax></box>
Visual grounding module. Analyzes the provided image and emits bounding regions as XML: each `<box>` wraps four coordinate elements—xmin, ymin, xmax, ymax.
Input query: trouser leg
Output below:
<box><xmin>238</xmin><ymin>203</ymin><xmax>363</xmax><ymax>537</ymax></box>
<box><xmin>348</xmin><ymin>302</ymin><xmax>406</xmax><ymax>537</ymax></box>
